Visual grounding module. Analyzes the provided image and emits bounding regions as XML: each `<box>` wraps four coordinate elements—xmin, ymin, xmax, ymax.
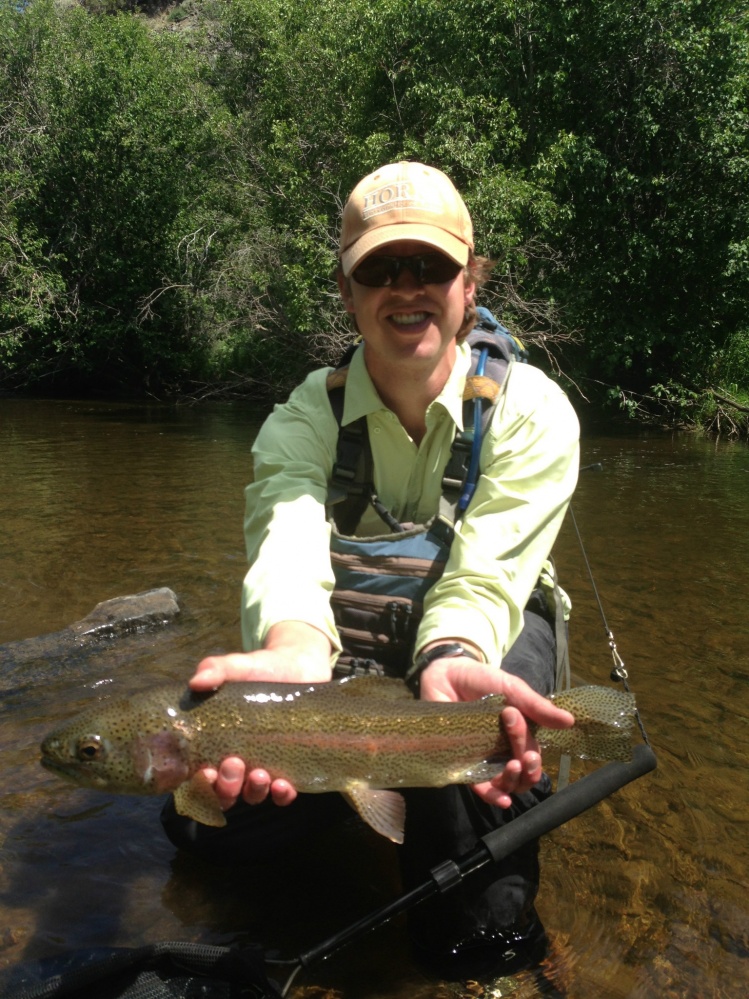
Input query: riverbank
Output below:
<box><xmin>4</xmin><ymin>369</ymin><xmax>748</xmax><ymax>442</ymax></box>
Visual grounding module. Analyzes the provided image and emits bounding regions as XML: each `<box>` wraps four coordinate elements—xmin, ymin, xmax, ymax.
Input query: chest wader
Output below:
<box><xmin>325</xmin><ymin>309</ymin><xmax>568</xmax><ymax>689</ymax></box>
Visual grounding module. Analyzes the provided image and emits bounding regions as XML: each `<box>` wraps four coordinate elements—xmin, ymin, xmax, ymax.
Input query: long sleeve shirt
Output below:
<box><xmin>241</xmin><ymin>340</ymin><xmax>580</xmax><ymax>666</ymax></box>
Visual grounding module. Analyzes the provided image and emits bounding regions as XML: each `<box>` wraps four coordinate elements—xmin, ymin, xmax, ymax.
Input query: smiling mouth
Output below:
<box><xmin>390</xmin><ymin>312</ymin><xmax>430</xmax><ymax>327</ymax></box>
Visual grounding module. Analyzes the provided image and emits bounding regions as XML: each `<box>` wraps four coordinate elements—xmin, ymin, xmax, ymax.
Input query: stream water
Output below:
<box><xmin>0</xmin><ymin>397</ymin><xmax>747</xmax><ymax>997</ymax></box>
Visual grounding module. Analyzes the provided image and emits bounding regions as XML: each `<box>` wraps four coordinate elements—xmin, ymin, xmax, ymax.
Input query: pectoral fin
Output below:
<box><xmin>173</xmin><ymin>772</ymin><xmax>227</xmax><ymax>828</ymax></box>
<box><xmin>343</xmin><ymin>785</ymin><xmax>406</xmax><ymax>844</ymax></box>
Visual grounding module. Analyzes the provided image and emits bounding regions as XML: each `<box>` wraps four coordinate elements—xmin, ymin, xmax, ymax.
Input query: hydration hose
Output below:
<box><xmin>458</xmin><ymin>346</ymin><xmax>489</xmax><ymax>513</ymax></box>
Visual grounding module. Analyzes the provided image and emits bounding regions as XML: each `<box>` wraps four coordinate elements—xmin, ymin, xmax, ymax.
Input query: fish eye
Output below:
<box><xmin>76</xmin><ymin>736</ymin><xmax>104</xmax><ymax>762</ymax></box>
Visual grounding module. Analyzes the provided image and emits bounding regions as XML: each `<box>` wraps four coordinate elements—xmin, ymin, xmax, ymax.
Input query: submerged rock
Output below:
<box><xmin>0</xmin><ymin>588</ymin><xmax>180</xmax><ymax>669</ymax></box>
<box><xmin>68</xmin><ymin>589</ymin><xmax>181</xmax><ymax>641</ymax></box>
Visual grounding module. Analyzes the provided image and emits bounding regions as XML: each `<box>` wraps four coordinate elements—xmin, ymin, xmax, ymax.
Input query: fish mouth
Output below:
<box><xmin>40</xmin><ymin>755</ymin><xmax>90</xmax><ymax>784</ymax></box>
<box><xmin>40</xmin><ymin>755</ymin><xmax>74</xmax><ymax>777</ymax></box>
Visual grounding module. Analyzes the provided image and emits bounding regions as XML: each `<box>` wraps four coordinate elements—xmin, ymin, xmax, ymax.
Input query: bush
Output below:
<box><xmin>0</xmin><ymin>1</ymin><xmax>229</xmax><ymax>391</ymax></box>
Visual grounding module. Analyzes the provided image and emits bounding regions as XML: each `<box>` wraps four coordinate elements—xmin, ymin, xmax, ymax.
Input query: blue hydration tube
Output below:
<box><xmin>458</xmin><ymin>346</ymin><xmax>489</xmax><ymax>513</ymax></box>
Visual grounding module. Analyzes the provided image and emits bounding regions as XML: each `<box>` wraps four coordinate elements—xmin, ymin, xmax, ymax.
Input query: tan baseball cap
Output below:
<box><xmin>339</xmin><ymin>162</ymin><xmax>474</xmax><ymax>277</ymax></box>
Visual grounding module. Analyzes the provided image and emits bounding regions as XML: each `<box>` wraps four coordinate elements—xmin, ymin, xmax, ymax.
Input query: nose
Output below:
<box><xmin>391</xmin><ymin>263</ymin><xmax>422</xmax><ymax>291</ymax></box>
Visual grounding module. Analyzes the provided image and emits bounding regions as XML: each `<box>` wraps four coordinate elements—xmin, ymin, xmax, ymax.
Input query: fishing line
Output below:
<box><xmin>569</xmin><ymin>465</ymin><xmax>652</xmax><ymax>747</ymax></box>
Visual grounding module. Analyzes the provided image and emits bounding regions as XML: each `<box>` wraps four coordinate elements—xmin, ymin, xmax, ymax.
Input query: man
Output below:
<box><xmin>162</xmin><ymin>162</ymin><xmax>580</xmax><ymax>975</ymax></box>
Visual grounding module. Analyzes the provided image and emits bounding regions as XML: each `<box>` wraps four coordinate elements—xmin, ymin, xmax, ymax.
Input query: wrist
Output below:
<box><xmin>407</xmin><ymin>641</ymin><xmax>482</xmax><ymax>694</ymax></box>
<box><xmin>417</xmin><ymin>638</ymin><xmax>485</xmax><ymax>663</ymax></box>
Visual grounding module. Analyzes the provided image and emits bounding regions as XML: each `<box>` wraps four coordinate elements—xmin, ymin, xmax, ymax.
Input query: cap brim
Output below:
<box><xmin>341</xmin><ymin>224</ymin><xmax>470</xmax><ymax>277</ymax></box>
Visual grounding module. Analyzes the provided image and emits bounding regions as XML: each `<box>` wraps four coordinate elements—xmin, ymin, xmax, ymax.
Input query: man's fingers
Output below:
<box><xmin>473</xmin><ymin>748</ymin><xmax>545</xmax><ymax>807</ymax></box>
<box><xmin>524</xmin><ymin>751</ymin><xmax>542</xmax><ymax>784</ymax></box>
<box><xmin>243</xmin><ymin>768</ymin><xmax>271</xmax><ymax>805</ymax></box>
<box><xmin>472</xmin><ymin>708</ymin><xmax>545</xmax><ymax>807</ymax></box>
<box><xmin>270</xmin><ymin>779</ymin><xmax>297</xmax><ymax>806</ymax></box>
<box><xmin>498</xmin><ymin>757</ymin><xmax>522</xmax><ymax>796</ymax></box>
<box><xmin>502</xmin><ymin>705</ymin><xmax>531</xmax><ymax>759</ymax></box>
<box><xmin>473</xmin><ymin>780</ymin><xmax>511</xmax><ymax>809</ymax></box>
<box><xmin>420</xmin><ymin>662</ymin><xmax>574</xmax><ymax>730</ymax></box>
<box><xmin>500</xmin><ymin>671</ymin><xmax>574</xmax><ymax>728</ymax></box>
<box><xmin>189</xmin><ymin>653</ymin><xmax>262</xmax><ymax>690</ymax></box>
<box><xmin>189</xmin><ymin>656</ymin><xmax>228</xmax><ymax>690</ymax></box>
<box><xmin>240</xmin><ymin>769</ymin><xmax>297</xmax><ymax>806</ymax></box>
<box><xmin>213</xmin><ymin>757</ymin><xmax>246</xmax><ymax>808</ymax></box>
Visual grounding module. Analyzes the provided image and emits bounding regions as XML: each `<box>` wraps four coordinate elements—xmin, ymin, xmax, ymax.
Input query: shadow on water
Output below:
<box><xmin>2</xmin><ymin>401</ymin><xmax>749</xmax><ymax>997</ymax></box>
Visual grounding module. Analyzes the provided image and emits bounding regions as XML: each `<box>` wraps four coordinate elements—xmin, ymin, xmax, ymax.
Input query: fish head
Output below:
<box><xmin>40</xmin><ymin>696</ymin><xmax>191</xmax><ymax>795</ymax></box>
<box><xmin>41</xmin><ymin>723</ymin><xmax>124</xmax><ymax>789</ymax></box>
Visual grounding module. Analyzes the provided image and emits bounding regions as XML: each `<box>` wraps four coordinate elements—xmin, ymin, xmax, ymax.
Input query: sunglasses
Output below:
<box><xmin>352</xmin><ymin>252</ymin><xmax>463</xmax><ymax>288</ymax></box>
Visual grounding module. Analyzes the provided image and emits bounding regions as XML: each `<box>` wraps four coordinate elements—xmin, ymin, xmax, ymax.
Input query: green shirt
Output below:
<box><xmin>241</xmin><ymin>341</ymin><xmax>580</xmax><ymax>666</ymax></box>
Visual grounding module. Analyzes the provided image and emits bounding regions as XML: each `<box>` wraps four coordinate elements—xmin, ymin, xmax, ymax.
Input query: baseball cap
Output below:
<box><xmin>339</xmin><ymin>162</ymin><xmax>474</xmax><ymax>277</ymax></box>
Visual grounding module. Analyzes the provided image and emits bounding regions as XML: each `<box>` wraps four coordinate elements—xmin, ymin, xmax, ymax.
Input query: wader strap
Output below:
<box><xmin>327</xmin><ymin>379</ymin><xmax>374</xmax><ymax>535</ymax></box>
<box><xmin>438</xmin><ymin>355</ymin><xmax>505</xmax><ymax>525</ymax></box>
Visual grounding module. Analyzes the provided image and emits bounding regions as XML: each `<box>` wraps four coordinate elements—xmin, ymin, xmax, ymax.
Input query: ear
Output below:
<box><xmin>337</xmin><ymin>268</ymin><xmax>356</xmax><ymax>315</ymax></box>
<box><xmin>463</xmin><ymin>273</ymin><xmax>477</xmax><ymax>309</ymax></box>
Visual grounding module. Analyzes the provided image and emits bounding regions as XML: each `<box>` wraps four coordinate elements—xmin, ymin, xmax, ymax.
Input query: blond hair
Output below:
<box><xmin>457</xmin><ymin>252</ymin><xmax>496</xmax><ymax>342</ymax></box>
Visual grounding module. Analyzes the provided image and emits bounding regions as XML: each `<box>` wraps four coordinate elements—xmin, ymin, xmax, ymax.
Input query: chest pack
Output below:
<box><xmin>324</xmin><ymin>308</ymin><xmax>528</xmax><ymax>677</ymax></box>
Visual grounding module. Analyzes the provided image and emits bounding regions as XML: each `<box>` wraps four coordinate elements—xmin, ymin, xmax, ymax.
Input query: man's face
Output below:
<box><xmin>337</xmin><ymin>240</ymin><xmax>475</xmax><ymax>377</ymax></box>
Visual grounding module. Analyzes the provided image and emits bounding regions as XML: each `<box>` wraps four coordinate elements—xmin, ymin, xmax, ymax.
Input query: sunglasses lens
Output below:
<box><xmin>419</xmin><ymin>254</ymin><xmax>462</xmax><ymax>283</ymax></box>
<box><xmin>352</xmin><ymin>253</ymin><xmax>463</xmax><ymax>287</ymax></box>
<box><xmin>352</xmin><ymin>256</ymin><xmax>396</xmax><ymax>287</ymax></box>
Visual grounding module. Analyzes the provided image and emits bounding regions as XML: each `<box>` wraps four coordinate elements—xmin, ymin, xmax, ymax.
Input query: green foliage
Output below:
<box><xmin>521</xmin><ymin>0</ymin><xmax>749</xmax><ymax>385</ymax></box>
<box><xmin>202</xmin><ymin>0</ymin><xmax>561</xmax><ymax>369</ymax></box>
<box><xmin>1</xmin><ymin>0</ymin><xmax>748</xmax><ymax>421</ymax></box>
<box><xmin>205</xmin><ymin>0</ymin><xmax>749</xmax><ymax>399</ymax></box>
<box><xmin>0</xmin><ymin>0</ymin><xmax>229</xmax><ymax>390</ymax></box>
<box><xmin>713</xmin><ymin>328</ymin><xmax>749</xmax><ymax>391</ymax></box>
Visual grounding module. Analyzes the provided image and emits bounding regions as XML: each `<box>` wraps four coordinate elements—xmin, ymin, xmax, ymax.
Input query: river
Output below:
<box><xmin>0</xmin><ymin>397</ymin><xmax>747</xmax><ymax>998</ymax></box>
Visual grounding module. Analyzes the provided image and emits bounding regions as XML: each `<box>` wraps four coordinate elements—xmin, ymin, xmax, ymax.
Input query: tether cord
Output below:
<box><xmin>568</xmin><ymin>502</ymin><xmax>652</xmax><ymax>748</ymax></box>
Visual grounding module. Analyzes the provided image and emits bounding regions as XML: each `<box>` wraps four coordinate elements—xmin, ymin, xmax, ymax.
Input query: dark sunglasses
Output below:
<box><xmin>352</xmin><ymin>252</ymin><xmax>463</xmax><ymax>288</ymax></box>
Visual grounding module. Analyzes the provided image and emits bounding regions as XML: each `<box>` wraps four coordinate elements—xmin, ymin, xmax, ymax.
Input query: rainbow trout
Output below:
<box><xmin>40</xmin><ymin>677</ymin><xmax>636</xmax><ymax>843</ymax></box>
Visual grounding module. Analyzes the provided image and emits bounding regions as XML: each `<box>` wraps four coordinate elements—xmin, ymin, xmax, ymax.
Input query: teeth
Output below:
<box><xmin>391</xmin><ymin>312</ymin><xmax>428</xmax><ymax>326</ymax></box>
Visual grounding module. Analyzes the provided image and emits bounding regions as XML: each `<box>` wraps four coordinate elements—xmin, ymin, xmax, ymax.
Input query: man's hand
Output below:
<box><xmin>190</xmin><ymin>622</ymin><xmax>333</xmax><ymax>811</ymax></box>
<box><xmin>419</xmin><ymin>658</ymin><xmax>574</xmax><ymax>809</ymax></box>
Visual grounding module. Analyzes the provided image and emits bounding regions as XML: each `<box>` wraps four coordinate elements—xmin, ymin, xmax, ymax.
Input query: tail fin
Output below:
<box><xmin>537</xmin><ymin>685</ymin><xmax>637</xmax><ymax>762</ymax></box>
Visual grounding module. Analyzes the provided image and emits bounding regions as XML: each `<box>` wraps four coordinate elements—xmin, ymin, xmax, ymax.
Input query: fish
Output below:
<box><xmin>40</xmin><ymin>676</ymin><xmax>636</xmax><ymax>844</ymax></box>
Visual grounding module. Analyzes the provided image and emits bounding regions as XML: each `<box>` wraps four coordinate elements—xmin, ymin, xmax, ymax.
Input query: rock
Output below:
<box><xmin>69</xmin><ymin>588</ymin><xmax>181</xmax><ymax>641</ymax></box>
<box><xmin>0</xmin><ymin>588</ymin><xmax>180</xmax><ymax>669</ymax></box>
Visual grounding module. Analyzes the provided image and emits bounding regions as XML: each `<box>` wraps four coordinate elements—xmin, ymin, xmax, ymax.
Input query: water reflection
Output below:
<box><xmin>1</xmin><ymin>401</ymin><xmax>748</xmax><ymax>997</ymax></box>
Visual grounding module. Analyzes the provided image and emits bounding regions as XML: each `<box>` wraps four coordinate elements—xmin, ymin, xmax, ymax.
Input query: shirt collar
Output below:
<box><xmin>340</xmin><ymin>341</ymin><xmax>471</xmax><ymax>431</ymax></box>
